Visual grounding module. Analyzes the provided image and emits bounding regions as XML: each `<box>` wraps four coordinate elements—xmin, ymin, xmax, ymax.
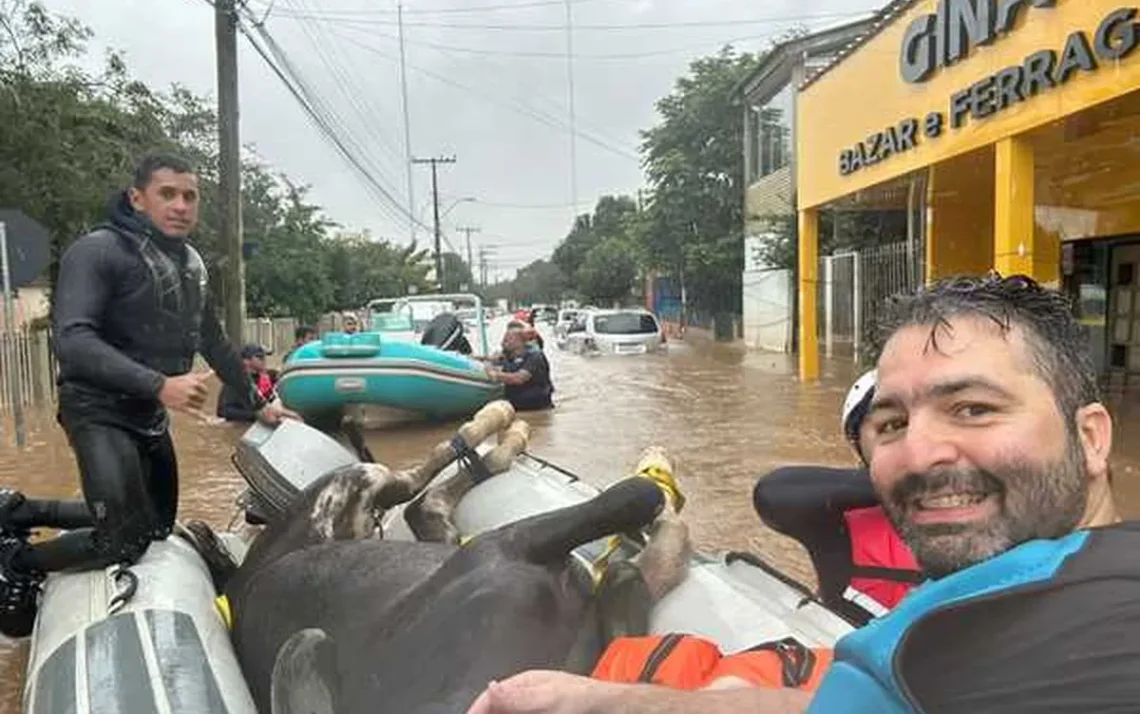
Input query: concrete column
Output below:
<box><xmin>993</xmin><ymin>136</ymin><xmax>1037</xmax><ymax>277</ymax></box>
<box><xmin>798</xmin><ymin>207</ymin><xmax>820</xmax><ymax>381</ymax></box>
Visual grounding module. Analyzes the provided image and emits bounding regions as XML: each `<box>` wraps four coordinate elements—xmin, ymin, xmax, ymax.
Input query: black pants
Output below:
<box><xmin>16</xmin><ymin>417</ymin><xmax>179</xmax><ymax>574</ymax></box>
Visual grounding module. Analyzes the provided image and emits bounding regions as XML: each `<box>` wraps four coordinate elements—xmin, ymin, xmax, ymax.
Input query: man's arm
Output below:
<box><xmin>197</xmin><ymin>293</ymin><xmax>266</xmax><ymax>413</ymax></box>
<box><xmin>52</xmin><ymin>233</ymin><xmax>166</xmax><ymax>398</ymax></box>
<box><xmin>465</xmin><ymin>671</ymin><xmax>810</xmax><ymax>714</ymax></box>
<box><xmin>488</xmin><ymin>368</ymin><xmax>531</xmax><ymax>386</ymax></box>
<box><xmin>605</xmin><ymin>682</ymin><xmax>811</xmax><ymax>714</ymax></box>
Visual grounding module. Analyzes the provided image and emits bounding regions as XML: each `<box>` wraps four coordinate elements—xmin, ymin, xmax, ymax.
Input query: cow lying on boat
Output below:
<box><xmin>182</xmin><ymin>401</ymin><xmax>693</xmax><ymax>714</ymax></box>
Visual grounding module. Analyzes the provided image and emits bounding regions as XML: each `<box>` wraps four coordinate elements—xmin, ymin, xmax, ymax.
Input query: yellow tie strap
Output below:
<box><xmin>215</xmin><ymin>595</ymin><xmax>234</xmax><ymax>630</ymax></box>
<box><xmin>588</xmin><ymin>460</ymin><xmax>687</xmax><ymax>589</ymax></box>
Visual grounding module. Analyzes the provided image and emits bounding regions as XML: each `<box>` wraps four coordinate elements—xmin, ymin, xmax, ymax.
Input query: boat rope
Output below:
<box><xmin>450</xmin><ymin>435</ymin><xmax>494</xmax><ymax>486</ymax></box>
<box><xmin>215</xmin><ymin>594</ymin><xmax>234</xmax><ymax>630</ymax></box>
<box><xmin>107</xmin><ymin>564</ymin><xmax>139</xmax><ymax>616</ymax></box>
<box><xmin>588</xmin><ymin>462</ymin><xmax>687</xmax><ymax>590</ymax></box>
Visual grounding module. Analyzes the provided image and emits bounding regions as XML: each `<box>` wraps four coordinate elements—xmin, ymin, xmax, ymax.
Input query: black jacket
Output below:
<box><xmin>52</xmin><ymin>191</ymin><xmax>263</xmax><ymax>433</ymax></box>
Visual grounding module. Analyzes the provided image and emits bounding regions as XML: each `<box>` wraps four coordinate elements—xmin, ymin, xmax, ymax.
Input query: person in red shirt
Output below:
<box><xmin>753</xmin><ymin>370</ymin><xmax>921</xmax><ymax>625</ymax></box>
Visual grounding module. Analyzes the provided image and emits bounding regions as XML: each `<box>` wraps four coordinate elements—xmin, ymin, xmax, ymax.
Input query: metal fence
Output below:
<box><xmin>0</xmin><ymin>316</ymin><xmax>308</xmax><ymax>415</ymax></box>
<box><xmin>817</xmin><ymin>241</ymin><xmax>919</xmax><ymax>362</ymax></box>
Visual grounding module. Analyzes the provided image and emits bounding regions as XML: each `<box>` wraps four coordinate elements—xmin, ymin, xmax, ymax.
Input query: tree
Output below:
<box><xmin>636</xmin><ymin>46</ymin><xmax>759</xmax><ymax>314</ymax></box>
<box><xmin>509</xmin><ymin>259</ymin><xmax>567</xmax><ymax>305</ymax></box>
<box><xmin>577</xmin><ymin>238</ymin><xmax>638</xmax><ymax>306</ymax></box>
<box><xmin>440</xmin><ymin>252</ymin><xmax>473</xmax><ymax>293</ymax></box>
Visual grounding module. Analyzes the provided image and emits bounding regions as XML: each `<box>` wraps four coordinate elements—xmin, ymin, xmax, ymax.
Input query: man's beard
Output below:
<box><xmin>880</xmin><ymin>435</ymin><xmax>1088</xmax><ymax>579</ymax></box>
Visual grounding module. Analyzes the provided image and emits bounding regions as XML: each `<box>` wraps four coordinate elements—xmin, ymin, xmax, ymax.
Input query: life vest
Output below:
<box><xmin>254</xmin><ymin>371</ymin><xmax>274</xmax><ymax>400</ymax></box>
<box><xmin>806</xmin><ymin>529</ymin><xmax>1095</xmax><ymax>713</ymax></box>
<box><xmin>591</xmin><ymin>634</ymin><xmax>832</xmax><ymax>692</ymax></box>
<box><xmin>842</xmin><ymin>506</ymin><xmax>923</xmax><ymax>617</ymax></box>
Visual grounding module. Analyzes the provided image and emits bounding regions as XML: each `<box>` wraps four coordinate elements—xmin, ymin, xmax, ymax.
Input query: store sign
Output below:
<box><xmin>900</xmin><ymin>0</ymin><xmax>1057</xmax><ymax>84</ymax></box>
<box><xmin>838</xmin><ymin>5</ymin><xmax>1140</xmax><ymax>176</ymax></box>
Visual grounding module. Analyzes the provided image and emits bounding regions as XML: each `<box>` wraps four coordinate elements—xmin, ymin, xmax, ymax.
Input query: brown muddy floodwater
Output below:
<box><xmin>3</xmin><ymin>319</ymin><xmax>1140</xmax><ymax>711</ymax></box>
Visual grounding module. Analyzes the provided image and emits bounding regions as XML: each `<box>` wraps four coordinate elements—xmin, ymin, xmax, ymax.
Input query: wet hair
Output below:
<box><xmin>295</xmin><ymin>325</ymin><xmax>316</xmax><ymax>341</ymax></box>
<box><xmin>133</xmin><ymin>152</ymin><xmax>196</xmax><ymax>190</ymax></box>
<box><xmin>871</xmin><ymin>272</ymin><xmax>1101</xmax><ymax>424</ymax></box>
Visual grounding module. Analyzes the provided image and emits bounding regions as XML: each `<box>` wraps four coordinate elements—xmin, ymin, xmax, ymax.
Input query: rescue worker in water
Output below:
<box><xmin>0</xmin><ymin>153</ymin><xmax>299</xmax><ymax>638</ymax></box>
<box><xmin>468</xmin><ymin>273</ymin><xmax>1140</xmax><ymax>713</ymax></box>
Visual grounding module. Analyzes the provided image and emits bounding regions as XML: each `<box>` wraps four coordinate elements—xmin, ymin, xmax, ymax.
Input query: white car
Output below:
<box><xmin>563</xmin><ymin>309</ymin><xmax>667</xmax><ymax>356</ymax></box>
<box><xmin>553</xmin><ymin>309</ymin><xmax>583</xmax><ymax>340</ymax></box>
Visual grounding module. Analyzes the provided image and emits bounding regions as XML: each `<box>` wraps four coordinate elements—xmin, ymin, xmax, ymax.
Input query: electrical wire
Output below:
<box><xmin>331</xmin><ymin>30</ymin><xmax>640</xmax><ymax>163</ymax></box>
<box><xmin>246</xmin><ymin>0</ymin><xmax>618</xmax><ymax>16</ymax></box>
<box><xmin>257</xmin><ymin>11</ymin><xmax>876</xmax><ymax>32</ymax></box>
<box><xmin>233</xmin><ymin>4</ymin><xmax>435</xmax><ymax>233</ymax></box>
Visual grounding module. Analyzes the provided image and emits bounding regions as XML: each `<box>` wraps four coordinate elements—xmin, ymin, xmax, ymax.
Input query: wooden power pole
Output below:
<box><xmin>412</xmin><ymin>155</ymin><xmax>456</xmax><ymax>291</ymax></box>
<box><xmin>215</xmin><ymin>0</ymin><xmax>245</xmax><ymax>344</ymax></box>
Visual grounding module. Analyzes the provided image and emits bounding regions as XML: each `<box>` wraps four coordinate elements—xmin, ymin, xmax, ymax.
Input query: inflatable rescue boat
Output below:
<box><xmin>23</xmin><ymin>417</ymin><xmax>854</xmax><ymax>712</ymax></box>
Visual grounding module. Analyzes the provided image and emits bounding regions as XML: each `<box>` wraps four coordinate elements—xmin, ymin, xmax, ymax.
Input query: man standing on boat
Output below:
<box><xmin>468</xmin><ymin>273</ymin><xmax>1140</xmax><ymax>713</ymax></box>
<box><xmin>0</xmin><ymin>153</ymin><xmax>298</xmax><ymax>638</ymax></box>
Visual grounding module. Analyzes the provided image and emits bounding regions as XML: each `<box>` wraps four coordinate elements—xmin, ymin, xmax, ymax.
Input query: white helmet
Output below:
<box><xmin>842</xmin><ymin>369</ymin><xmax>877</xmax><ymax>458</ymax></box>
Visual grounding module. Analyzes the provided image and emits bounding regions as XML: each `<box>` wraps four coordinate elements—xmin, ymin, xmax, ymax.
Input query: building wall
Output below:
<box><xmin>742</xmin><ymin>269</ymin><xmax>793</xmax><ymax>352</ymax></box>
<box><xmin>744</xmin><ymin>165</ymin><xmax>794</xmax><ymax>237</ymax></box>
<box><xmin>797</xmin><ymin>0</ymin><xmax>1140</xmax><ymax>210</ymax></box>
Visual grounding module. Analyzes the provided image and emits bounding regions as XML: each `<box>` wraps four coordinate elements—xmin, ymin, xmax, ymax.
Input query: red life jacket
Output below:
<box><xmin>842</xmin><ymin>505</ymin><xmax>923</xmax><ymax>616</ymax></box>
<box><xmin>254</xmin><ymin>371</ymin><xmax>274</xmax><ymax>400</ymax></box>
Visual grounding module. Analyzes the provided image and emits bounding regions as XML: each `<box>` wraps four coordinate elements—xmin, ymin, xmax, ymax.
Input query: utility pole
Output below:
<box><xmin>563</xmin><ymin>0</ymin><xmax>579</xmax><ymax>213</ymax></box>
<box><xmin>456</xmin><ymin>225</ymin><xmax>480</xmax><ymax>286</ymax></box>
<box><xmin>215</xmin><ymin>0</ymin><xmax>245</xmax><ymax>344</ymax></box>
<box><xmin>397</xmin><ymin>3</ymin><xmax>416</xmax><ymax>244</ymax></box>
<box><xmin>412</xmin><ymin>155</ymin><xmax>456</xmax><ymax>291</ymax></box>
<box><xmin>478</xmin><ymin>244</ymin><xmax>497</xmax><ymax>289</ymax></box>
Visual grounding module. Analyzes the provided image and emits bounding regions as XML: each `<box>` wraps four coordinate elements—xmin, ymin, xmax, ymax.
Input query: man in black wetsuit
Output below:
<box><xmin>0</xmin><ymin>153</ymin><xmax>298</xmax><ymax>637</ymax></box>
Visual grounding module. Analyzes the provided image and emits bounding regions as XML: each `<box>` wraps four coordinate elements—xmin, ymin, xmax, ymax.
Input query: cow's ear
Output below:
<box><xmin>271</xmin><ymin>628</ymin><xmax>340</xmax><ymax>714</ymax></box>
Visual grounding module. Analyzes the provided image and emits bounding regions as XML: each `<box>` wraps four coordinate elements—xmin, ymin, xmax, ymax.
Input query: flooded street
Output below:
<box><xmin>4</xmin><ymin>320</ymin><xmax>1140</xmax><ymax>711</ymax></box>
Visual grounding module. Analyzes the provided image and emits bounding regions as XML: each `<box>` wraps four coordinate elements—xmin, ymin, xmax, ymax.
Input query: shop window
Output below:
<box><xmin>748</xmin><ymin>83</ymin><xmax>794</xmax><ymax>183</ymax></box>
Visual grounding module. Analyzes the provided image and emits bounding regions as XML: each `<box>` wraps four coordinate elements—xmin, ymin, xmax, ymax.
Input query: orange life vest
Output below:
<box><xmin>591</xmin><ymin>634</ymin><xmax>833</xmax><ymax>691</ymax></box>
<box><xmin>843</xmin><ymin>505</ymin><xmax>922</xmax><ymax>616</ymax></box>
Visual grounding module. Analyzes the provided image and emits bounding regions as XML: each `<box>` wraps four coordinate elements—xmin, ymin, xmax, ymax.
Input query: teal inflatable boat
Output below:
<box><xmin>276</xmin><ymin>332</ymin><xmax>503</xmax><ymax>419</ymax></box>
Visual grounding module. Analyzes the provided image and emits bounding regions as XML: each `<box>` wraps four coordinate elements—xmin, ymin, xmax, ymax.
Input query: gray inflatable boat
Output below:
<box><xmin>22</xmin><ymin>533</ymin><xmax>256</xmax><ymax>714</ymax></box>
<box><xmin>23</xmin><ymin>418</ymin><xmax>852</xmax><ymax>714</ymax></box>
<box><xmin>233</xmin><ymin>419</ymin><xmax>855</xmax><ymax>652</ymax></box>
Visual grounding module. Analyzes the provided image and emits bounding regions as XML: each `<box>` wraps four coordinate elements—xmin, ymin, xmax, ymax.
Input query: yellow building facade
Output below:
<box><xmin>796</xmin><ymin>0</ymin><xmax>1140</xmax><ymax>380</ymax></box>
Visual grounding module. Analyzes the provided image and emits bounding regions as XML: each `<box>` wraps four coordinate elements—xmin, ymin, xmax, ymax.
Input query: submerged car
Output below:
<box><xmin>553</xmin><ymin>308</ymin><xmax>582</xmax><ymax>339</ymax></box>
<box><xmin>563</xmin><ymin>309</ymin><xmax>666</xmax><ymax>355</ymax></box>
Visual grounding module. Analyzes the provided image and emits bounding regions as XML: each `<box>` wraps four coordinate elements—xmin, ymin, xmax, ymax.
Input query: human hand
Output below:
<box><xmin>158</xmin><ymin>371</ymin><xmax>214</xmax><ymax>413</ymax></box>
<box><xmin>257</xmin><ymin>403</ymin><xmax>303</xmax><ymax>426</ymax></box>
<box><xmin>465</xmin><ymin>670</ymin><xmax>615</xmax><ymax>714</ymax></box>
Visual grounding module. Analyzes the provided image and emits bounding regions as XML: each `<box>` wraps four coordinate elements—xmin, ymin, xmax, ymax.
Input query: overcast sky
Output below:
<box><xmin>45</xmin><ymin>0</ymin><xmax>878</xmax><ymax>279</ymax></box>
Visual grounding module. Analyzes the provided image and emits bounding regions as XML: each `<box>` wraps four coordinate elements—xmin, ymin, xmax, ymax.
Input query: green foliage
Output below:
<box><xmin>0</xmin><ymin>1</ymin><xmax>432</xmax><ymax>321</ymax></box>
<box><xmin>576</xmin><ymin>237</ymin><xmax>638</xmax><ymax>306</ymax></box>
<box><xmin>497</xmin><ymin>45</ymin><xmax>762</xmax><ymax>315</ymax></box>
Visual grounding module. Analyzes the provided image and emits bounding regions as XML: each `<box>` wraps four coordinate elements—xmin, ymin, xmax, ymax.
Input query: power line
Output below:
<box><xmin>248</xmin><ymin>0</ymin><xmax>616</xmax><ymax>17</ymax></box>
<box><xmin>331</xmin><ymin>30</ymin><xmax>640</xmax><ymax>163</ymax></box>
<box><xmin>261</xmin><ymin>11</ymin><xmax>875</xmax><ymax>31</ymax></box>
<box><xmin>328</xmin><ymin>23</ymin><xmax>632</xmax><ymax>150</ymax></box>
<box><xmin>231</xmin><ymin>4</ymin><xmax>434</xmax><ymax>235</ymax></box>
<box><xmin>326</xmin><ymin>27</ymin><xmax>788</xmax><ymax>60</ymax></box>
